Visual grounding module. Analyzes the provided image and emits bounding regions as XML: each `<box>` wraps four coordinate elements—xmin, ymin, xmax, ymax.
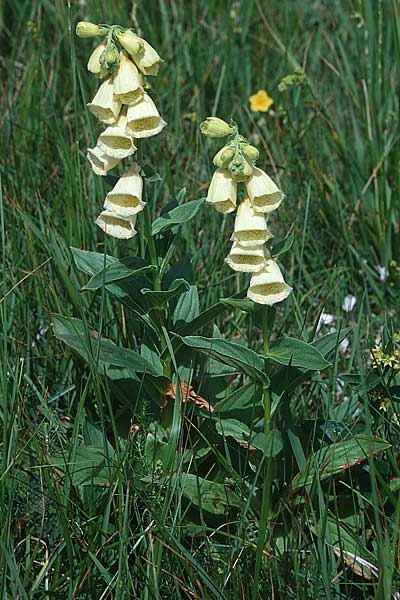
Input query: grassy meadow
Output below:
<box><xmin>1</xmin><ymin>0</ymin><xmax>400</xmax><ymax>598</ymax></box>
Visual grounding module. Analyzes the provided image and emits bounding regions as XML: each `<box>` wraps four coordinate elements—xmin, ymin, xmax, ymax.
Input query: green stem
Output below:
<box><xmin>251</xmin><ymin>306</ymin><xmax>273</xmax><ymax>599</ymax></box>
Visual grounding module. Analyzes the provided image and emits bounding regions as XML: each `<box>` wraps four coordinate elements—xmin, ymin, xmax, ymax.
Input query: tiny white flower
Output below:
<box><xmin>377</xmin><ymin>265</ymin><xmax>386</xmax><ymax>282</ymax></box>
<box><xmin>86</xmin><ymin>146</ymin><xmax>120</xmax><ymax>176</ymax></box>
<box><xmin>232</xmin><ymin>197</ymin><xmax>272</xmax><ymax>247</ymax></box>
<box><xmin>104</xmin><ymin>163</ymin><xmax>145</xmax><ymax>217</ymax></box>
<box><xmin>87</xmin><ymin>77</ymin><xmax>122</xmax><ymax>124</ymax></box>
<box><xmin>95</xmin><ymin>210</ymin><xmax>137</xmax><ymax>239</ymax></box>
<box><xmin>126</xmin><ymin>93</ymin><xmax>167</xmax><ymax>138</ymax></box>
<box><xmin>247</xmin><ymin>259</ymin><xmax>292</xmax><ymax>305</ymax></box>
<box><xmin>97</xmin><ymin>113</ymin><xmax>137</xmax><ymax>159</ymax></box>
<box><xmin>206</xmin><ymin>169</ymin><xmax>237</xmax><ymax>213</ymax></box>
<box><xmin>113</xmin><ymin>53</ymin><xmax>144</xmax><ymax>105</ymax></box>
<box><xmin>245</xmin><ymin>166</ymin><xmax>284</xmax><ymax>213</ymax></box>
<box><xmin>225</xmin><ymin>242</ymin><xmax>270</xmax><ymax>273</ymax></box>
<box><xmin>316</xmin><ymin>312</ymin><xmax>336</xmax><ymax>333</ymax></box>
<box><xmin>340</xmin><ymin>337</ymin><xmax>350</xmax><ymax>354</ymax></box>
<box><xmin>342</xmin><ymin>294</ymin><xmax>356</xmax><ymax>312</ymax></box>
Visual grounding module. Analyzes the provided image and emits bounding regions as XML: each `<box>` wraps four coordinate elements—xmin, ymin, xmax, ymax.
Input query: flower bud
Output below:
<box><xmin>200</xmin><ymin>117</ymin><xmax>236</xmax><ymax>138</ymax></box>
<box><xmin>76</xmin><ymin>21</ymin><xmax>102</xmax><ymax>38</ymax></box>
<box><xmin>87</xmin><ymin>42</ymin><xmax>107</xmax><ymax>74</ymax></box>
<box><xmin>241</xmin><ymin>143</ymin><xmax>259</xmax><ymax>162</ymax></box>
<box><xmin>213</xmin><ymin>146</ymin><xmax>235</xmax><ymax>168</ymax></box>
<box><xmin>117</xmin><ymin>30</ymin><xmax>144</xmax><ymax>59</ymax></box>
<box><xmin>228</xmin><ymin>155</ymin><xmax>253</xmax><ymax>181</ymax></box>
<box><xmin>100</xmin><ymin>42</ymin><xmax>120</xmax><ymax>73</ymax></box>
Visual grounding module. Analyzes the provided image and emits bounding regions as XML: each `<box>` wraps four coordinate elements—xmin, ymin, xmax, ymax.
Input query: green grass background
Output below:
<box><xmin>1</xmin><ymin>0</ymin><xmax>400</xmax><ymax>598</ymax></box>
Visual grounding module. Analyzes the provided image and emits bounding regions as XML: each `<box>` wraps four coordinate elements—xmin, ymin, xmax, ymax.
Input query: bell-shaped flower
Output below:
<box><xmin>112</xmin><ymin>53</ymin><xmax>144</xmax><ymax>105</ymax></box>
<box><xmin>87</xmin><ymin>42</ymin><xmax>106</xmax><ymax>75</ymax></box>
<box><xmin>87</xmin><ymin>78</ymin><xmax>121</xmax><ymax>124</ymax></box>
<box><xmin>118</xmin><ymin>32</ymin><xmax>162</xmax><ymax>76</ymax></box>
<box><xmin>86</xmin><ymin>146</ymin><xmax>119</xmax><ymax>176</ymax></box>
<box><xmin>225</xmin><ymin>242</ymin><xmax>270</xmax><ymax>273</ymax></box>
<box><xmin>231</xmin><ymin>198</ymin><xmax>272</xmax><ymax>247</ymax></box>
<box><xmin>103</xmin><ymin>163</ymin><xmax>145</xmax><ymax>217</ymax></box>
<box><xmin>97</xmin><ymin>113</ymin><xmax>137</xmax><ymax>159</ymax></box>
<box><xmin>95</xmin><ymin>210</ymin><xmax>137</xmax><ymax>239</ymax></box>
<box><xmin>247</xmin><ymin>260</ymin><xmax>292</xmax><ymax>305</ymax></box>
<box><xmin>206</xmin><ymin>169</ymin><xmax>237</xmax><ymax>213</ymax></box>
<box><xmin>126</xmin><ymin>93</ymin><xmax>166</xmax><ymax>138</ymax></box>
<box><xmin>245</xmin><ymin>166</ymin><xmax>284</xmax><ymax>213</ymax></box>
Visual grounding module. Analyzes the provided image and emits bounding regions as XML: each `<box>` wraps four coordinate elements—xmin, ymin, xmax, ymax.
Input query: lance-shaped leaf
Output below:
<box><xmin>152</xmin><ymin>198</ymin><xmax>205</xmax><ymax>235</ymax></box>
<box><xmin>266</xmin><ymin>337</ymin><xmax>330</xmax><ymax>370</ymax></box>
<box><xmin>53</xmin><ymin>315</ymin><xmax>161</xmax><ymax>376</ymax></box>
<box><xmin>141</xmin><ymin>278</ymin><xmax>190</xmax><ymax>308</ymax></box>
<box><xmin>83</xmin><ymin>258</ymin><xmax>155</xmax><ymax>290</ymax></box>
<box><xmin>176</xmin><ymin>334</ymin><xmax>268</xmax><ymax>383</ymax></box>
<box><xmin>292</xmin><ymin>434</ymin><xmax>391</xmax><ymax>491</ymax></box>
<box><xmin>170</xmin><ymin>473</ymin><xmax>242</xmax><ymax>514</ymax></box>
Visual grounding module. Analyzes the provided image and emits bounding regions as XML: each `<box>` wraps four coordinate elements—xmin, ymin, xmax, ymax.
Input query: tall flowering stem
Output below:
<box><xmin>201</xmin><ymin>117</ymin><xmax>293</xmax><ymax>592</ymax></box>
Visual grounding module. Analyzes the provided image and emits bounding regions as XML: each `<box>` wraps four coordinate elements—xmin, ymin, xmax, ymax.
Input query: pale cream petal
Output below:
<box><xmin>95</xmin><ymin>210</ymin><xmax>137</xmax><ymax>239</ymax></box>
<box><xmin>97</xmin><ymin>113</ymin><xmax>137</xmax><ymax>159</ymax></box>
<box><xmin>126</xmin><ymin>93</ymin><xmax>166</xmax><ymax>138</ymax></box>
<box><xmin>87</xmin><ymin>78</ymin><xmax>122</xmax><ymax>124</ymax></box>
<box><xmin>104</xmin><ymin>163</ymin><xmax>145</xmax><ymax>217</ymax></box>
<box><xmin>247</xmin><ymin>260</ymin><xmax>292</xmax><ymax>305</ymax></box>
<box><xmin>113</xmin><ymin>53</ymin><xmax>144</xmax><ymax>105</ymax></box>
<box><xmin>132</xmin><ymin>37</ymin><xmax>162</xmax><ymax>76</ymax></box>
<box><xmin>87</xmin><ymin>42</ymin><xmax>106</xmax><ymax>74</ymax></box>
<box><xmin>246</xmin><ymin>167</ymin><xmax>284</xmax><ymax>213</ymax></box>
<box><xmin>86</xmin><ymin>146</ymin><xmax>119</xmax><ymax>176</ymax></box>
<box><xmin>225</xmin><ymin>242</ymin><xmax>270</xmax><ymax>273</ymax></box>
<box><xmin>232</xmin><ymin>198</ymin><xmax>273</xmax><ymax>247</ymax></box>
<box><xmin>206</xmin><ymin>169</ymin><xmax>237</xmax><ymax>213</ymax></box>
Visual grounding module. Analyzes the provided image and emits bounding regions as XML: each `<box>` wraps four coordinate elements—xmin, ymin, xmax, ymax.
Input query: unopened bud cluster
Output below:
<box><xmin>76</xmin><ymin>22</ymin><xmax>166</xmax><ymax>239</ymax></box>
<box><xmin>201</xmin><ymin>117</ymin><xmax>292</xmax><ymax>305</ymax></box>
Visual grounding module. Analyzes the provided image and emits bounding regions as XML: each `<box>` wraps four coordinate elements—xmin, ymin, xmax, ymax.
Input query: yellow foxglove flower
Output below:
<box><xmin>86</xmin><ymin>146</ymin><xmax>119</xmax><ymax>176</ymax></box>
<box><xmin>87</xmin><ymin>78</ymin><xmax>122</xmax><ymax>125</ymax></box>
<box><xmin>87</xmin><ymin>42</ymin><xmax>106</xmax><ymax>74</ymax></box>
<box><xmin>76</xmin><ymin>21</ymin><xmax>102</xmax><ymax>38</ymax></box>
<box><xmin>206</xmin><ymin>169</ymin><xmax>237</xmax><ymax>214</ymax></box>
<box><xmin>247</xmin><ymin>260</ymin><xmax>292</xmax><ymax>305</ymax></box>
<box><xmin>117</xmin><ymin>30</ymin><xmax>144</xmax><ymax>58</ymax></box>
<box><xmin>225</xmin><ymin>242</ymin><xmax>270</xmax><ymax>273</ymax></box>
<box><xmin>97</xmin><ymin>113</ymin><xmax>137</xmax><ymax>159</ymax></box>
<box><xmin>122</xmin><ymin>31</ymin><xmax>162</xmax><ymax>76</ymax></box>
<box><xmin>231</xmin><ymin>198</ymin><xmax>272</xmax><ymax>246</ymax></box>
<box><xmin>95</xmin><ymin>211</ymin><xmax>137</xmax><ymax>239</ymax></box>
<box><xmin>126</xmin><ymin>93</ymin><xmax>166</xmax><ymax>138</ymax></box>
<box><xmin>104</xmin><ymin>163</ymin><xmax>145</xmax><ymax>217</ymax></box>
<box><xmin>113</xmin><ymin>53</ymin><xmax>144</xmax><ymax>105</ymax></box>
<box><xmin>246</xmin><ymin>166</ymin><xmax>284</xmax><ymax>213</ymax></box>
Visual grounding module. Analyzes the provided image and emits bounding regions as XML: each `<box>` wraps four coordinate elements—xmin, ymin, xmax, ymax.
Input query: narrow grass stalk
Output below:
<box><xmin>252</xmin><ymin>307</ymin><xmax>273</xmax><ymax>599</ymax></box>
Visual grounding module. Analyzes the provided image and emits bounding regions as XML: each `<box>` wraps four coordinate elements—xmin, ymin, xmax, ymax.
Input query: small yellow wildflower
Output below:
<box><xmin>249</xmin><ymin>90</ymin><xmax>274</xmax><ymax>113</ymax></box>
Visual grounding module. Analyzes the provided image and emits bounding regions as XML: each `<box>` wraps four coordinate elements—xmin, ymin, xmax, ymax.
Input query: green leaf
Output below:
<box><xmin>170</xmin><ymin>473</ymin><xmax>242</xmax><ymax>514</ymax></box>
<box><xmin>269</xmin><ymin>230</ymin><xmax>294</xmax><ymax>257</ymax></box>
<box><xmin>266</xmin><ymin>337</ymin><xmax>330</xmax><ymax>370</ymax></box>
<box><xmin>50</xmin><ymin>445</ymin><xmax>114</xmax><ymax>486</ymax></box>
<box><xmin>53</xmin><ymin>315</ymin><xmax>160</xmax><ymax>376</ymax></box>
<box><xmin>152</xmin><ymin>198</ymin><xmax>205</xmax><ymax>235</ymax></box>
<box><xmin>83</xmin><ymin>258</ymin><xmax>154</xmax><ymax>290</ymax></box>
<box><xmin>176</xmin><ymin>335</ymin><xmax>268</xmax><ymax>383</ymax></box>
<box><xmin>292</xmin><ymin>434</ymin><xmax>391</xmax><ymax>491</ymax></box>
<box><xmin>214</xmin><ymin>383</ymin><xmax>262</xmax><ymax>415</ymax></box>
<box><xmin>215</xmin><ymin>419</ymin><xmax>251</xmax><ymax>443</ymax></box>
<box><xmin>173</xmin><ymin>284</ymin><xmax>199</xmax><ymax>324</ymax></box>
<box><xmin>71</xmin><ymin>247</ymin><xmax>117</xmax><ymax>275</ymax></box>
<box><xmin>251</xmin><ymin>430</ymin><xmax>284</xmax><ymax>457</ymax></box>
<box><xmin>141</xmin><ymin>278</ymin><xmax>190</xmax><ymax>308</ymax></box>
<box><xmin>220</xmin><ymin>297</ymin><xmax>255</xmax><ymax>312</ymax></box>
